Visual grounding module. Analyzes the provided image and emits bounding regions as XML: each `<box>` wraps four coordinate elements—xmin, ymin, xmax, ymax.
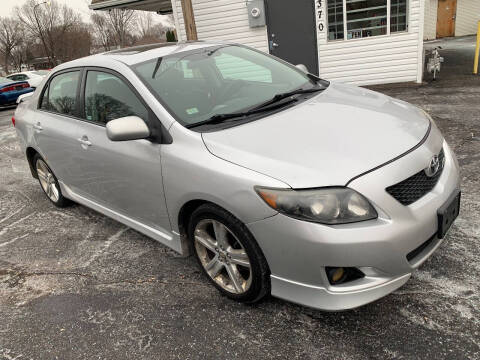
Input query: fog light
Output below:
<box><xmin>326</xmin><ymin>267</ymin><xmax>364</xmax><ymax>285</ymax></box>
<box><xmin>327</xmin><ymin>267</ymin><xmax>345</xmax><ymax>285</ymax></box>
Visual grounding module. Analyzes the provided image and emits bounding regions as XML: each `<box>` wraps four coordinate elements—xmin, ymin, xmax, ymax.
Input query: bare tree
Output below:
<box><xmin>137</xmin><ymin>12</ymin><xmax>155</xmax><ymax>39</ymax></box>
<box><xmin>11</xmin><ymin>39</ymin><xmax>33</xmax><ymax>72</ymax></box>
<box><xmin>106</xmin><ymin>9</ymin><xmax>137</xmax><ymax>48</ymax></box>
<box><xmin>134</xmin><ymin>12</ymin><xmax>169</xmax><ymax>45</ymax></box>
<box><xmin>91</xmin><ymin>12</ymin><xmax>114</xmax><ymax>51</ymax></box>
<box><xmin>91</xmin><ymin>8</ymin><xmax>136</xmax><ymax>50</ymax></box>
<box><xmin>55</xmin><ymin>22</ymin><xmax>92</xmax><ymax>62</ymax></box>
<box><xmin>0</xmin><ymin>17</ymin><xmax>23</xmax><ymax>73</ymax></box>
<box><xmin>16</xmin><ymin>0</ymin><xmax>81</xmax><ymax>66</ymax></box>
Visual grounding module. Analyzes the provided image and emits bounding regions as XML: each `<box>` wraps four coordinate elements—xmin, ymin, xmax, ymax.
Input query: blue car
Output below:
<box><xmin>0</xmin><ymin>77</ymin><xmax>35</xmax><ymax>106</ymax></box>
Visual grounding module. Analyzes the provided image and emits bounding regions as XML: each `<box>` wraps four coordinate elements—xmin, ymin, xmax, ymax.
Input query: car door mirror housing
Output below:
<box><xmin>296</xmin><ymin>64</ymin><xmax>309</xmax><ymax>73</ymax></box>
<box><xmin>106</xmin><ymin>116</ymin><xmax>150</xmax><ymax>141</ymax></box>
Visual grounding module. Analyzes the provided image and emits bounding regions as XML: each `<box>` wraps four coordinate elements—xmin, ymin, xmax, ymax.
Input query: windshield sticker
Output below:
<box><xmin>186</xmin><ymin>107</ymin><xmax>199</xmax><ymax>115</ymax></box>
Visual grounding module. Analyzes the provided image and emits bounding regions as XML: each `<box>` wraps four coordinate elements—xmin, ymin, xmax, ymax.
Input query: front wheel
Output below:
<box><xmin>188</xmin><ymin>204</ymin><xmax>270</xmax><ymax>303</ymax></box>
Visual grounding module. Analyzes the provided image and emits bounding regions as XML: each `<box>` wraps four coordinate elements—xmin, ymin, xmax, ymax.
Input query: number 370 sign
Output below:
<box><xmin>317</xmin><ymin>0</ymin><xmax>324</xmax><ymax>32</ymax></box>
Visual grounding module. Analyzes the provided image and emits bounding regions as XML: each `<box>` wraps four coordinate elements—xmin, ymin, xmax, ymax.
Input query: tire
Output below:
<box><xmin>33</xmin><ymin>153</ymin><xmax>71</xmax><ymax>208</ymax></box>
<box><xmin>188</xmin><ymin>203</ymin><xmax>270</xmax><ymax>303</ymax></box>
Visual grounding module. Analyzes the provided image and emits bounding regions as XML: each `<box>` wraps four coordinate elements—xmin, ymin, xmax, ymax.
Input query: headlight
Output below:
<box><xmin>255</xmin><ymin>187</ymin><xmax>378</xmax><ymax>225</ymax></box>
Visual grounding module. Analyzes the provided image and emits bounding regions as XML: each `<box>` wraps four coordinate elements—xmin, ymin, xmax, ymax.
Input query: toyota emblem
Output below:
<box><xmin>425</xmin><ymin>155</ymin><xmax>441</xmax><ymax>177</ymax></box>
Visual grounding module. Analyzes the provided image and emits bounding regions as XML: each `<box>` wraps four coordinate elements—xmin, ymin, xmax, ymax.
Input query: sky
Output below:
<box><xmin>0</xmin><ymin>0</ymin><xmax>173</xmax><ymax>25</ymax></box>
<box><xmin>1</xmin><ymin>0</ymin><xmax>93</xmax><ymax>21</ymax></box>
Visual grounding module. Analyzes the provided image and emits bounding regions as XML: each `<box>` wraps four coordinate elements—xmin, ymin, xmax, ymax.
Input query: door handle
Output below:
<box><xmin>269</xmin><ymin>40</ymin><xmax>279</xmax><ymax>52</ymax></box>
<box><xmin>33</xmin><ymin>122</ymin><xmax>43</xmax><ymax>131</ymax></box>
<box><xmin>78</xmin><ymin>136</ymin><xmax>92</xmax><ymax>148</ymax></box>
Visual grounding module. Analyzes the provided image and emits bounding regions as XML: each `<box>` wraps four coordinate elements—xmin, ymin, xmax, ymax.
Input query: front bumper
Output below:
<box><xmin>247</xmin><ymin>137</ymin><xmax>460</xmax><ymax>311</ymax></box>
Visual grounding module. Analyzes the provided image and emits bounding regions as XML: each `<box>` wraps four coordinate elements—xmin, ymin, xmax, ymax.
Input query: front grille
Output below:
<box><xmin>386</xmin><ymin>148</ymin><xmax>445</xmax><ymax>206</ymax></box>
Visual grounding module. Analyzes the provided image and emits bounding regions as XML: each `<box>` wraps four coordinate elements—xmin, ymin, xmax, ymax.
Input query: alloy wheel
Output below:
<box><xmin>36</xmin><ymin>159</ymin><xmax>60</xmax><ymax>203</ymax></box>
<box><xmin>194</xmin><ymin>219</ymin><xmax>252</xmax><ymax>294</ymax></box>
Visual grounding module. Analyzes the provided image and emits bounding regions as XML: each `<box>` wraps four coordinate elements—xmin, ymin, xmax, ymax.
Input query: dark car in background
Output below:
<box><xmin>0</xmin><ymin>77</ymin><xmax>35</xmax><ymax>106</ymax></box>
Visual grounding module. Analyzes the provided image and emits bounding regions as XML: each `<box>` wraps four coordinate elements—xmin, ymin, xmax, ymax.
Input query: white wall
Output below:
<box><xmin>424</xmin><ymin>0</ymin><xmax>438</xmax><ymax>40</ymax></box>
<box><xmin>317</xmin><ymin>0</ymin><xmax>423</xmax><ymax>86</ymax></box>
<box><xmin>455</xmin><ymin>0</ymin><xmax>480</xmax><ymax>36</ymax></box>
<box><xmin>171</xmin><ymin>0</ymin><xmax>269</xmax><ymax>52</ymax></box>
<box><xmin>172</xmin><ymin>0</ymin><xmax>424</xmax><ymax>86</ymax></box>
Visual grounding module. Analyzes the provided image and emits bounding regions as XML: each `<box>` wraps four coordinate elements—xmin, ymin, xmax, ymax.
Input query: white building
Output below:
<box><xmin>89</xmin><ymin>0</ymin><xmax>479</xmax><ymax>86</ymax></box>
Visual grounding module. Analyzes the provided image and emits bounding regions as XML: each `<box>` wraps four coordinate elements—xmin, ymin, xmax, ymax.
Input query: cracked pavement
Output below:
<box><xmin>1</xmin><ymin>39</ymin><xmax>479</xmax><ymax>359</ymax></box>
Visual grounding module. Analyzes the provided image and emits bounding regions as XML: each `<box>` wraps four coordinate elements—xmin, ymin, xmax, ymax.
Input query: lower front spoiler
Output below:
<box><xmin>270</xmin><ymin>273</ymin><xmax>411</xmax><ymax>311</ymax></box>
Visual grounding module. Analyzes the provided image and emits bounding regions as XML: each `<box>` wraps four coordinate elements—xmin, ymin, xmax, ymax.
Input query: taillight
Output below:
<box><xmin>0</xmin><ymin>84</ymin><xmax>29</xmax><ymax>93</ymax></box>
<box><xmin>11</xmin><ymin>116</ymin><xmax>15</xmax><ymax>127</ymax></box>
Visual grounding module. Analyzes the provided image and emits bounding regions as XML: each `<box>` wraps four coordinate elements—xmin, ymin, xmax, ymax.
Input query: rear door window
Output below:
<box><xmin>40</xmin><ymin>71</ymin><xmax>80</xmax><ymax>116</ymax></box>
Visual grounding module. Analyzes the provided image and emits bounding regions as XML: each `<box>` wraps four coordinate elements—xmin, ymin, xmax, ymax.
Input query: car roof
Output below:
<box><xmin>8</xmin><ymin>71</ymin><xmax>38</xmax><ymax>76</ymax></box>
<box><xmin>55</xmin><ymin>41</ymin><xmax>226</xmax><ymax>70</ymax></box>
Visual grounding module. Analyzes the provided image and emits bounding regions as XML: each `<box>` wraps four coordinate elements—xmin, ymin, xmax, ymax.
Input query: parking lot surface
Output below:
<box><xmin>1</xmin><ymin>51</ymin><xmax>479</xmax><ymax>359</ymax></box>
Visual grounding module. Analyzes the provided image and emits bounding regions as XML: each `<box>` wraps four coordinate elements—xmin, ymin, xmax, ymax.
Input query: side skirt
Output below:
<box><xmin>59</xmin><ymin>181</ymin><xmax>184</xmax><ymax>254</ymax></box>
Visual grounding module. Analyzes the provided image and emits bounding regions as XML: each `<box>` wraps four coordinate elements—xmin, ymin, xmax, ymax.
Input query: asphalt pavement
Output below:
<box><xmin>0</xmin><ymin>108</ymin><xmax>14</xmax><ymax>127</ymax></box>
<box><xmin>1</xmin><ymin>40</ymin><xmax>479</xmax><ymax>358</ymax></box>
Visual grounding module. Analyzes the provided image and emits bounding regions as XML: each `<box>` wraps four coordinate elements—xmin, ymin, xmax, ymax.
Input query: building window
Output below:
<box><xmin>326</xmin><ymin>0</ymin><xmax>408</xmax><ymax>41</ymax></box>
<box><xmin>328</xmin><ymin>0</ymin><xmax>344</xmax><ymax>40</ymax></box>
<box><xmin>390</xmin><ymin>0</ymin><xmax>408</xmax><ymax>33</ymax></box>
<box><xmin>347</xmin><ymin>0</ymin><xmax>387</xmax><ymax>39</ymax></box>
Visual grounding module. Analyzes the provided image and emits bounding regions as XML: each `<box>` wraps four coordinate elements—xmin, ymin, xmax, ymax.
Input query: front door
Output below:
<box><xmin>437</xmin><ymin>0</ymin><xmax>457</xmax><ymax>38</ymax></box>
<box><xmin>265</xmin><ymin>0</ymin><xmax>319</xmax><ymax>75</ymax></box>
<box><xmin>73</xmin><ymin>69</ymin><xmax>171</xmax><ymax>234</ymax></box>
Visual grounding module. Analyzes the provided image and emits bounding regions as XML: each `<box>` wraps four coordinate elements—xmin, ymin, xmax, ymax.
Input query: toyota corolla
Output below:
<box><xmin>13</xmin><ymin>42</ymin><xmax>460</xmax><ymax>310</ymax></box>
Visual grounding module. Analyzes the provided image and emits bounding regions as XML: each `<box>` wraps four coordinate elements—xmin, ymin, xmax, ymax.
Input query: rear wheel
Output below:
<box><xmin>33</xmin><ymin>154</ymin><xmax>70</xmax><ymax>207</ymax></box>
<box><xmin>188</xmin><ymin>204</ymin><xmax>270</xmax><ymax>303</ymax></box>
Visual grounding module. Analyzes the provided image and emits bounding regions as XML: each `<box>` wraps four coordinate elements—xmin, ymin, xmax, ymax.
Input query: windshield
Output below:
<box><xmin>132</xmin><ymin>45</ymin><xmax>321</xmax><ymax>127</ymax></box>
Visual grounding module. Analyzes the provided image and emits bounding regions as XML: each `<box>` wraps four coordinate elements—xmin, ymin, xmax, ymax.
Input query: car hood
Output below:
<box><xmin>201</xmin><ymin>82</ymin><xmax>430</xmax><ymax>188</ymax></box>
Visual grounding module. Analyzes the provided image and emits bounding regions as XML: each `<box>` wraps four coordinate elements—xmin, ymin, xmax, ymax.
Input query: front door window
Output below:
<box><xmin>84</xmin><ymin>71</ymin><xmax>148</xmax><ymax>124</ymax></box>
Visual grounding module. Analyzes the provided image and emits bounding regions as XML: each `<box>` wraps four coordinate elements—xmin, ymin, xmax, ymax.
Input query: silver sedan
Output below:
<box><xmin>13</xmin><ymin>42</ymin><xmax>461</xmax><ymax>310</ymax></box>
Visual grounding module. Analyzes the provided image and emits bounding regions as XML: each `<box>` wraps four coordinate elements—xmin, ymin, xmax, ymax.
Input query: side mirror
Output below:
<box><xmin>296</xmin><ymin>64</ymin><xmax>309</xmax><ymax>73</ymax></box>
<box><xmin>106</xmin><ymin>116</ymin><xmax>150</xmax><ymax>141</ymax></box>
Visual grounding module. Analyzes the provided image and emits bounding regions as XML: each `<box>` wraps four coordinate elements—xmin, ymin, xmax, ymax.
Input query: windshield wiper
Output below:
<box><xmin>249</xmin><ymin>85</ymin><xmax>325</xmax><ymax>112</ymax></box>
<box><xmin>186</xmin><ymin>96</ymin><xmax>298</xmax><ymax>129</ymax></box>
<box><xmin>152</xmin><ymin>57</ymin><xmax>163</xmax><ymax>79</ymax></box>
<box><xmin>187</xmin><ymin>86</ymin><xmax>325</xmax><ymax>129</ymax></box>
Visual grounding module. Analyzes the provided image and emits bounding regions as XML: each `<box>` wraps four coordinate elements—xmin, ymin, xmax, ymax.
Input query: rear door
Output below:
<box><xmin>73</xmin><ymin>68</ymin><xmax>170</xmax><ymax>233</ymax></box>
<box><xmin>265</xmin><ymin>0</ymin><xmax>319</xmax><ymax>75</ymax></box>
<box><xmin>34</xmin><ymin>70</ymin><xmax>83</xmax><ymax>184</ymax></box>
